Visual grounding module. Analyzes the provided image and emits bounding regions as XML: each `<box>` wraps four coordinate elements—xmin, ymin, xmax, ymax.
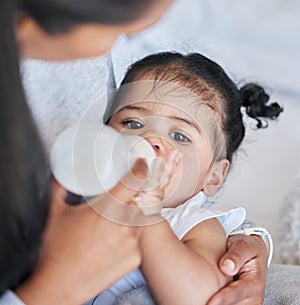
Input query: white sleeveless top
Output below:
<box><xmin>161</xmin><ymin>191</ymin><xmax>246</xmax><ymax>239</ymax></box>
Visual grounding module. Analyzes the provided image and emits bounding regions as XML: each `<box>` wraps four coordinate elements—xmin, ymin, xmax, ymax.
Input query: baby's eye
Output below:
<box><xmin>123</xmin><ymin>119</ymin><xmax>144</xmax><ymax>129</ymax></box>
<box><xmin>169</xmin><ymin>132</ymin><xmax>191</xmax><ymax>143</ymax></box>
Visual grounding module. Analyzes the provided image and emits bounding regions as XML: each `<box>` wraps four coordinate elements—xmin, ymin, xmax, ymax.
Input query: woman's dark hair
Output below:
<box><xmin>21</xmin><ymin>0</ymin><xmax>155</xmax><ymax>33</ymax></box>
<box><xmin>107</xmin><ymin>52</ymin><xmax>283</xmax><ymax>163</ymax></box>
<box><xmin>0</xmin><ymin>0</ymin><xmax>50</xmax><ymax>296</ymax></box>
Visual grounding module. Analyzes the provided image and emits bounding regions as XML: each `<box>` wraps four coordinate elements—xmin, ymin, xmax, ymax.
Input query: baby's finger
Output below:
<box><xmin>146</xmin><ymin>157</ymin><xmax>165</xmax><ymax>190</ymax></box>
<box><xmin>160</xmin><ymin>151</ymin><xmax>179</xmax><ymax>189</ymax></box>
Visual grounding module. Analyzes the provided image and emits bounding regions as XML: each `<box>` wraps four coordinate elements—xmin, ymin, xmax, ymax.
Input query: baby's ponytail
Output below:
<box><xmin>240</xmin><ymin>83</ymin><xmax>283</xmax><ymax>128</ymax></box>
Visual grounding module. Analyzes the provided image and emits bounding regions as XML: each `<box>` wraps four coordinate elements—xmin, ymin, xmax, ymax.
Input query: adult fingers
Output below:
<box><xmin>207</xmin><ymin>262</ymin><xmax>265</xmax><ymax>305</ymax></box>
<box><xmin>89</xmin><ymin>159</ymin><xmax>149</xmax><ymax>225</ymax></box>
<box><xmin>108</xmin><ymin>158</ymin><xmax>148</xmax><ymax>202</ymax></box>
<box><xmin>207</xmin><ymin>279</ymin><xmax>263</xmax><ymax>305</ymax></box>
<box><xmin>207</xmin><ymin>235</ymin><xmax>267</xmax><ymax>305</ymax></box>
<box><xmin>218</xmin><ymin>235</ymin><xmax>262</xmax><ymax>276</ymax></box>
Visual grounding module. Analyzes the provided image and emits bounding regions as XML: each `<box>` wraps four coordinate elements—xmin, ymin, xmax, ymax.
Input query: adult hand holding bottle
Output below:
<box><xmin>16</xmin><ymin>159</ymin><xmax>149</xmax><ymax>305</ymax></box>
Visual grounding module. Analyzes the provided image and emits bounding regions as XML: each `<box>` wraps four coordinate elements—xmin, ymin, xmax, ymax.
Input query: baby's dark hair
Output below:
<box><xmin>112</xmin><ymin>52</ymin><xmax>283</xmax><ymax>163</ymax></box>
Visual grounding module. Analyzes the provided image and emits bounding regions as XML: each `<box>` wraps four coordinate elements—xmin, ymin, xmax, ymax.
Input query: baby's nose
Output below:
<box><xmin>145</xmin><ymin>136</ymin><xmax>168</xmax><ymax>157</ymax></box>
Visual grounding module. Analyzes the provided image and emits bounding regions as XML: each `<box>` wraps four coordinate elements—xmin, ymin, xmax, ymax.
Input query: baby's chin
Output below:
<box><xmin>161</xmin><ymin>190</ymin><xmax>196</xmax><ymax>209</ymax></box>
<box><xmin>162</xmin><ymin>176</ymin><xmax>201</xmax><ymax>208</ymax></box>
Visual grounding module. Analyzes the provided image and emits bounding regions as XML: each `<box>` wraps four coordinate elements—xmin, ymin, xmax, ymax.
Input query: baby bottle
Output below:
<box><xmin>50</xmin><ymin>121</ymin><xmax>156</xmax><ymax>204</ymax></box>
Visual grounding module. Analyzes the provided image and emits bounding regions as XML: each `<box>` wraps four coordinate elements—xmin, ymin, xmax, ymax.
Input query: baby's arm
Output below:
<box><xmin>140</xmin><ymin>217</ymin><xmax>232</xmax><ymax>305</ymax></box>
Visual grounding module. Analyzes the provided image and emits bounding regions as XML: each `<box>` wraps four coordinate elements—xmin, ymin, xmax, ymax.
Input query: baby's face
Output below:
<box><xmin>108</xmin><ymin>80</ymin><xmax>225</xmax><ymax>207</ymax></box>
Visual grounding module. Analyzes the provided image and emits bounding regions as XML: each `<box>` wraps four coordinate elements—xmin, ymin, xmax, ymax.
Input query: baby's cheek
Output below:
<box><xmin>162</xmin><ymin>157</ymin><xmax>202</xmax><ymax>208</ymax></box>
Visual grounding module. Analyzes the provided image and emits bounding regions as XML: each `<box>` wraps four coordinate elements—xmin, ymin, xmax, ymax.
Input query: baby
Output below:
<box><xmin>86</xmin><ymin>52</ymin><xmax>283</xmax><ymax>305</ymax></box>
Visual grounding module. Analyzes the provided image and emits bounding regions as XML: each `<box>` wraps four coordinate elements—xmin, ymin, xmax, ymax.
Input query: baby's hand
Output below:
<box><xmin>137</xmin><ymin>151</ymin><xmax>179</xmax><ymax>215</ymax></box>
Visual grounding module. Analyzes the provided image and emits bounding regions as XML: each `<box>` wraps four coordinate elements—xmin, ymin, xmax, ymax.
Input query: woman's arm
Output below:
<box><xmin>140</xmin><ymin>217</ymin><xmax>232</xmax><ymax>305</ymax></box>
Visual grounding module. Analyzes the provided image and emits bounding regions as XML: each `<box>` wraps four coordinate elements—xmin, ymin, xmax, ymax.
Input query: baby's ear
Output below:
<box><xmin>203</xmin><ymin>159</ymin><xmax>230</xmax><ymax>196</ymax></box>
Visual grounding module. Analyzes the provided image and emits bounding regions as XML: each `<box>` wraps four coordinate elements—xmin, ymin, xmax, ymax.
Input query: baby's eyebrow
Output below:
<box><xmin>168</xmin><ymin>116</ymin><xmax>203</xmax><ymax>135</ymax></box>
<box><xmin>116</xmin><ymin>105</ymin><xmax>151</xmax><ymax>114</ymax></box>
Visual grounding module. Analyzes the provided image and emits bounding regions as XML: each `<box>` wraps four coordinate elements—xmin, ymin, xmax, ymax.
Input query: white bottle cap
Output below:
<box><xmin>50</xmin><ymin>121</ymin><xmax>156</xmax><ymax>197</ymax></box>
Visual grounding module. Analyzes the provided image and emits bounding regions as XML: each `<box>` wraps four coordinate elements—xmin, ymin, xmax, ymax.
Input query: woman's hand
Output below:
<box><xmin>16</xmin><ymin>159</ymin><xmax>148</xmax><ymax>305</ymax></box>
<box><xmin>207</xmin><ymin>234</ymin><xmax>268</xmax><ymax>305</ymax></box>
